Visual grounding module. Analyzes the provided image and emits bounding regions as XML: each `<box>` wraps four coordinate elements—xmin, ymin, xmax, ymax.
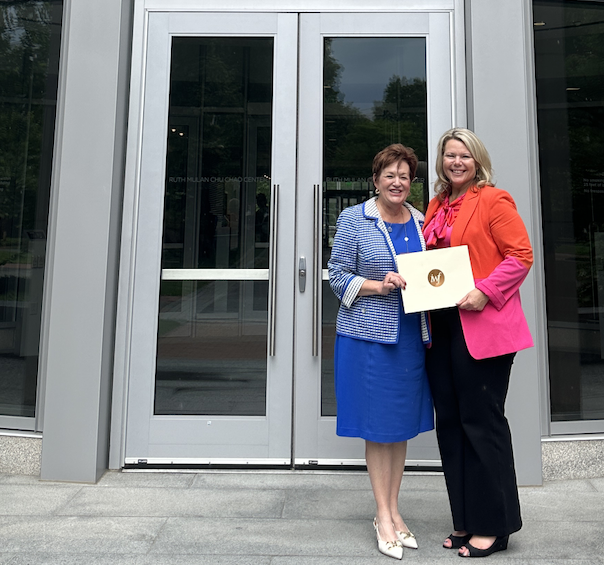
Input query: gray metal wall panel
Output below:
<box><xmin>40</xmin><ymin>0</ymin><xmax>133</xmax><ymax>482</ymax></box>
<box><xmin>466</xmin><ymin>0</ymin><xmax>545</xmax><ymax>486</ymax></box>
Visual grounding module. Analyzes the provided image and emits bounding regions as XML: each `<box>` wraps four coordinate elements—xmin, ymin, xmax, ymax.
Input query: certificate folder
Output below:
<box><xmin>396</xmin><ymin>245</ymin><xmax>475</xmax><ymax>314</ymax></box>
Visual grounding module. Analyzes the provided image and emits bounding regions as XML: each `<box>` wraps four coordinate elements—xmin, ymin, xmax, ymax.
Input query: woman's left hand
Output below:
<box><xmin>457</xmin><ymin>288</ymin><xmax>489</xmax><ymax>311</ymax></box>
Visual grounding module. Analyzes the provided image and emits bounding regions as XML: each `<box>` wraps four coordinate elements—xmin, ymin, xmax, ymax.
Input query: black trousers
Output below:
<box><xmin>426</xmin><ymin>308</ymin><xmax>522</xmax><ymax>537</ymax></box>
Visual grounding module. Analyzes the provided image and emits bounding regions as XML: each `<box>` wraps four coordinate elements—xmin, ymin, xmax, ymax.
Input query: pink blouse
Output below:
<box><xmin>423</xmin><ymin>193</ymin><xmax>466</xmax><ymax>249</ymax></box>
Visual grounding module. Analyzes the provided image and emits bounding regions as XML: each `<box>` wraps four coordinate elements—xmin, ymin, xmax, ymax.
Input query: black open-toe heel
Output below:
<box><xmin>458</xmin><ymin>535</ymin><xmax>509</xmax><ymax>558</ymax></box>
<box><xmin>444</xmin><ymin>533</ymin><xmax>472</xmax><ymax>549</ymax></box>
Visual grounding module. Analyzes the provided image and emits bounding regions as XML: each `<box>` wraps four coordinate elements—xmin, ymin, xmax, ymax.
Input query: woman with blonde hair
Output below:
<box><xmin>423</xmin><ymin>128</ymin><xmax>533</xmax><ymax>558</ymax></box>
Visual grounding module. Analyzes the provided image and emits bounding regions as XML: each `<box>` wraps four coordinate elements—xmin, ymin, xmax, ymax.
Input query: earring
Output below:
<box><xmin>375</xmin><ymin>188</ymin><xmax>380</xmax><ymax>194</ymax></box>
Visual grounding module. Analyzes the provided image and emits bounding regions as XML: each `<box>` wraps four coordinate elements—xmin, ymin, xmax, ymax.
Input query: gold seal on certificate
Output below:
<box><xmin>396</xmin><ymin>246</ymin><xmax>475</xmax><ymax>314</ymax></box>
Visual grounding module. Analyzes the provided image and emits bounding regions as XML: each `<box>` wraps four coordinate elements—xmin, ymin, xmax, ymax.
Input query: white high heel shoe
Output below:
<box><xmin>396</xmin><ymin>529</ymin><xmax>418</xmax><ymax>549</ymax></box>
<box><xmin>373</xmin><ymin>518</ymin><xmax>403</xmax><ymax>560</ymax></box>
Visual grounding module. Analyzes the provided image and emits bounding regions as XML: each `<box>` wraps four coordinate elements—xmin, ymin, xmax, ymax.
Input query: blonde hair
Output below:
<box><xmin>434</xmin><ymin>128</ymin><xmax>494</xmax><ymax>198</ymax></box>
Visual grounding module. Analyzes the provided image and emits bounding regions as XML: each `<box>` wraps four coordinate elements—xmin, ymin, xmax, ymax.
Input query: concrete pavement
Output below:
<box><xmin>0</xmin><ymin>469</ymin><xmax>603</xmax><ymax>564</ymax></box>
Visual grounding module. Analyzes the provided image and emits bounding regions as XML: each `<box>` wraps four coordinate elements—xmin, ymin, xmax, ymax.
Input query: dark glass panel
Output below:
<box><xmin>155</xmin><ymin>37</ymin><xmax>273</xmax><ymax>416</ymax></box>
<box><xmin>321</xmin><ymin>280</ymin><xmax>338</xmax><ymax>416</ymax></box>
<box><xmin>534</xmin><ymin>0</ymin><xmax>604</xmax><ymax>421</ymax></box>
<box><xmin>0</xmin><ymin>2</ymin><xmax>62</xmax><ymax>419</ymax></box>
<box><xmin>155</xmin><ymin>280</ymin><xmax>267</xmax><ymax>416</ymax></box>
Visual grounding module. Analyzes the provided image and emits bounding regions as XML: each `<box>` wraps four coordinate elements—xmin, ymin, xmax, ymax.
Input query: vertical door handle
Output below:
<box><xmin>299</xmin><ymin>257</ymin><xmax>307</xmax><ymax>292</ymax></box>
<box><xmin>312</xmin><ymin>184</ymin><xmax>321</xmax><ymax>357</ymax></box>
<box><xmin>268</xmin><ymin>184</ymin><xmax>279</xmax><ymax>356</ymax></box>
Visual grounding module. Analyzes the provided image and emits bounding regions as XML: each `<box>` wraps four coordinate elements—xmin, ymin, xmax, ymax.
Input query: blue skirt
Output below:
<box><xmin>334</xmin><ymin>304</ymin><xmax>434</xmax><ymax>443</ymax></box>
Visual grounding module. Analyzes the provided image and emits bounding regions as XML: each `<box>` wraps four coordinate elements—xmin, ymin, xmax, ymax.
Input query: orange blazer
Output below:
<box><xmin>424</xmin><ymin>186</ymin><xmax>534</xmax><ymax>359</ymax></box>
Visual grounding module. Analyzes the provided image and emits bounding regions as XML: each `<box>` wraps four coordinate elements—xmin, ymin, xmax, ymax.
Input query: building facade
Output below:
<box><xmin>0</xmin><ymin>0</ymin><xmax>602</xmax><ymax>484</ymax></box>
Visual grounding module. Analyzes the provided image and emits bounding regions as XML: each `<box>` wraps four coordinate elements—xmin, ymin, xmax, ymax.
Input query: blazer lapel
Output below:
<box><xmin>364</xmin><ymin>197</ymin><xmax>397</xmax><ymax>267</ymax></box>
<box><xmin>451</xmin><ymin>189</ymin><xmax>480</xmax><ymax>246</ymax></box>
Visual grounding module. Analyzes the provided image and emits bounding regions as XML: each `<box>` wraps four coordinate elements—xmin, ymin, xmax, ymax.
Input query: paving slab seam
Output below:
<box><xmin>140</xmin><ymin>516</ymin><xmax>171</xmax><ymax>556</ymax></box>
<box><xmin>49</xmin><ymin>484</ymin><xmax>88</xmax><ymax>517</ymax></box>
<box><xmin>278</xmin><ymin>490</ymin><xmax>288</xmax><ymax>519</ymax></box>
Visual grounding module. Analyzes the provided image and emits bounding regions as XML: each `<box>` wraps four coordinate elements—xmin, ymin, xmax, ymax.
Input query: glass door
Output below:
<box><xmin>294</xmin><ymin>12</ymin><xmax>456</xmax><ymax>465</ymax></box>
<box><xmin>124</xmin><ymin>12</ymin><xmax>298</xmax><ymax>463</ymax></box>
<box><xmin>124</xmin><ymin>8</ymin><xmax>461</xmax><ymax>466</ymax></box>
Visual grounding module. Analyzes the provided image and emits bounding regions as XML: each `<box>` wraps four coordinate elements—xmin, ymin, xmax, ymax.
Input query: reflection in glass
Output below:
<box><xmin>155</xmin><ymin>37</ymin><xmax>273</xmax><ymax>416</ymax></box>
<box><xmin>163</xmin><ymin>37</ymin><xmax>273</xmax><ymax>272</ymax></box>
<box><xmin>321</xmin><ymin>281</ymin><xmax>338</xmax><ymax>416</ymax></box>
<box><xmin>155</xmin><ymin>280</ymin><xmax>267</xmax><ymax>416</ymax></box>
<box><xmin>321</xmin><ymin>38</ymin><xmax>427</xmax><ymax>416</ymax></box>
<box><xmin>534</xmin><ymin>0</ymin><xmax>604</xmax><ymax>421</ymax></box>
<box><xmin>0</xmin><ymin>2</ymin><xmax>62</xmax><ymax>419</ymax></box>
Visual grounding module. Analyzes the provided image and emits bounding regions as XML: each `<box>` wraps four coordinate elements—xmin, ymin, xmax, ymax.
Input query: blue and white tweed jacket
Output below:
<box><xmin>328</xmin><ymin>197</ymin><xmax>430</xmax><ymax>345</ymax></box>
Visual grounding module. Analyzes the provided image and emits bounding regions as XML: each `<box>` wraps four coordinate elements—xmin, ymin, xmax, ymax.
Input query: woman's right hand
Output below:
<box><xmin>359</xmin><ymin>272</ymin><xmax>406</xmax><ymax>296</ymax></box>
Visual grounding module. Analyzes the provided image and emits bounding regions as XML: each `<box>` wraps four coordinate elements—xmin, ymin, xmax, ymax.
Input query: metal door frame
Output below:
<box><xmin>116</xmin><ymin>11</ymin><xmax>298</xmax><ymax>466</ymax></box>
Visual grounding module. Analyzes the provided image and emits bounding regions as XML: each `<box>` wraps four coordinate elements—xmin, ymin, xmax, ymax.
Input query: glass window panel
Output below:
<box><xmin>533</xmin><ymin>0</ymin><xmax>604</xmax><ymax>422</ymax></box>
<box><xmin>155</xmin><ymin>37</ymin><xmax>273</xmax><ymax>416</ymax></box>
<box><xmin>155</xmin><ymin>280</ymin><xmax>267</xmax><ymax>416</ymax></box>
<box><xmin>0</xmin><ymin>2</ymin><xmax>62</xmax><ymax>419</ymax></box>
<box><xmin>321</xmin><ymin>37</ymin><xmax>427</xmax><ymax>416</ymax></box>
<box><xmin>164</xmin><ymin>37</ymin><xmax>273</xmax><ymax>272</ymax></box>
<box><xmin>321</xmin><ymin>280</ymin><xmax>338</xmax><ymax>416</ymax></box>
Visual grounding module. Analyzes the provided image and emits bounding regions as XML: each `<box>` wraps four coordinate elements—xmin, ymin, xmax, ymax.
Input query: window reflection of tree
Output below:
<box><xmin>323</xmin><ymin>38</ymin><xmax>427</xmax><ymax>181</ymax></box>
<box><xmin>0</xmin><ymin>1</ymin><xmax>61</xmax><ymax>417</ymax></box>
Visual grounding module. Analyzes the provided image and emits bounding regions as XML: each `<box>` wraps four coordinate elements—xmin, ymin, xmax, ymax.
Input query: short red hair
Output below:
<box><xmin>372</xmin><ymin>144</ymin><xmax>418</xmax><ymax>180</ymax></box>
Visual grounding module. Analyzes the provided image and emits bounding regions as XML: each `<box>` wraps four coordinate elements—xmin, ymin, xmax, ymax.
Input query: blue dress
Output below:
<box><xmin>334</xmin><ymin>218</ymin><xmax>434</xmax><ymax>443</ymax></box>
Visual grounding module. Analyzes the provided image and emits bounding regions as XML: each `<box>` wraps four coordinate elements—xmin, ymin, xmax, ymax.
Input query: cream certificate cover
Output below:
<box><xmin>396</xmin><ymin>245</ymin><xmax>475</xmax><ymax>314</ymax></box>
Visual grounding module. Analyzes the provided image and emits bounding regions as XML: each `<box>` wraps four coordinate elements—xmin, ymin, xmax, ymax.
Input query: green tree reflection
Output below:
<box><xmin>0</xmin><ymin>3</ymin><xmax>54</xmax><ymax>250</ymax></box>
<box><xmin>323</xmin><ymin>39</ymin><xmax>427</xmax><ymax>182</ymax></box>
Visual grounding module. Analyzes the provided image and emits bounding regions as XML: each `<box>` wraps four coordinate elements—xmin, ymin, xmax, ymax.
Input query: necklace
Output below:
<box><xmin>384</xmin><ymin>221</ymin><xmax>410</xmax><ymax>243</ymax></box>
<box><xmin>384</xmin><ymin>218</ymin><xmax>411</xmax><ymax>253</ymax></box>
<box><xmin>384</xmin><ymin>216</ymin><xmax>410</xmax><ymax>239</ymax></box>
<box><xmin>378</xmin><ymin>200</ymin><xmax>406</xmax><ymax>227</ymax></box>
<box><xmin>381</xmin><ymin>205</ymin><xmax>407</xmax><ymax>232</ymax></box>
<box><xmin>402</xmin><ymin>220</ymin><xmax>410</xmax><ymax>253</ymax></box>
